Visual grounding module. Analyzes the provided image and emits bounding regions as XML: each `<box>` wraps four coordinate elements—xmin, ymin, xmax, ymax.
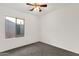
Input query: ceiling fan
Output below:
<box><xmin>26</xmin><ymin>3</ymin><xmax>47</xmax><ymax>12</ymax></box>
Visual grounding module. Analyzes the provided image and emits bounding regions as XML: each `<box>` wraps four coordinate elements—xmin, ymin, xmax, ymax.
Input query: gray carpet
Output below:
<box><xmin>0</xmin><ymin>42</ymin><xmax>79</xmax><ymax>56</ymax></box>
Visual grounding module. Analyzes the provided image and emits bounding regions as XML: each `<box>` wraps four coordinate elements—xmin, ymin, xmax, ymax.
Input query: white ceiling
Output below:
<box><xmin>0</xmin><ymin>3</ymin><xmax>79</xmax><ymax>16</ymax></box>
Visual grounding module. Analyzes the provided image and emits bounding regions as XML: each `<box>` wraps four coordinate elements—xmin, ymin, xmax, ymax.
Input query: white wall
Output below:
<box><xmin>41</xmin><ymin>6</ymin><xmax>79</xmax><ymax>54</ymax></box>
<box><xmin>0</xmin><ymin>6</ymin><xmax>39</xmax><ymax>52</ymax></box>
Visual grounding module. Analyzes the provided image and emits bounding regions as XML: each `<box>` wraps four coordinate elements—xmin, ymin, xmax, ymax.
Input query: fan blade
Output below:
<box><xmin>39</xmin><ymin>9</ymin><xmax>42</xmax><ymax>12</ymax></box>
<box><xmin>39</xmin><ymin>8</ymin><xmax>42</xmax><ymax>12</ymax></box>
<box><xmin>40</xmin><ymin>4</ymin><xmax>47</xmax><ymax>7</ymax></box>
<box><xmin>26</xmin><ymin>3</ymin><xmax>33</xmax><ymax>6</ymax></box>
<box><xmin>30</xmin><ymin>8</ymin><xmax>34</xmax><ymax>11</ymax></box>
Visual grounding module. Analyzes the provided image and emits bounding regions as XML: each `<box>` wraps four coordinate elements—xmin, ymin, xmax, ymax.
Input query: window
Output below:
<box><xmin>5</xmin><ymin>16</ymin><xmax>24</xmax><ymax>38</ymax></box>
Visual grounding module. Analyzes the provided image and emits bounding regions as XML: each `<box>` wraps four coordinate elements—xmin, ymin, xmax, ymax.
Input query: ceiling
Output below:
<box><xmin>0</xmin><ymin>3</ymin><xmax>79</xmax><ymax>16</ymax></box>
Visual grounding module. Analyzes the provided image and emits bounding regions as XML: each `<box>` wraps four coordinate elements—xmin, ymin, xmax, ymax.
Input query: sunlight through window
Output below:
<box><xmin>17</xmin><ymin>19</ymin><xmax>24</xmax><ymax>25</ymax></box>
<box><xmin>6</xmin><ymin>17</ymin><xmax>16</xmax><ymax>23</ymax></box>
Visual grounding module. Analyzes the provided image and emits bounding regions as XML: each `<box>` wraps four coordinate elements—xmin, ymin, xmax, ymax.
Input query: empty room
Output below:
<box><xmin>0</xmin><ymin>3</ymin><xmax>79</xmax><ymax>56</ymax></box>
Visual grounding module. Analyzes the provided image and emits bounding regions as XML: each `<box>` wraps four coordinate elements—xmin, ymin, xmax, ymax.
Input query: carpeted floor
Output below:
<box><xmin>0</xmin><ymin>42</ymin><xmax>79</xmax><ymax>56</ymax></box>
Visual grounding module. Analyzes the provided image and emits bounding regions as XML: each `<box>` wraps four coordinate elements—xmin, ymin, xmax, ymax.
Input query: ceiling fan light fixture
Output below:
<box><xmin>26</xmin><ymin>3</ymin><xmax>47</xmax><ymax>12</ymax></box>
<box><xmin>34</xmin><ymin>6</ymin><xmax>40</xmax><ymax>11</ymax></box>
